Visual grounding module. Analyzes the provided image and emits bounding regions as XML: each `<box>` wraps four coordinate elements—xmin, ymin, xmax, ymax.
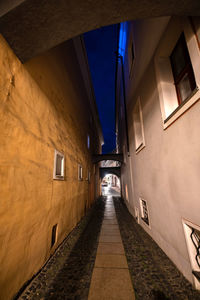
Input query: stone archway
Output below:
<box><xmin>99</xmin><ymin>167</ymin><xmax>121</xmax><ymax>180</ymax></box>
<box><xmin>0</xmin><ymin>0</ymin><xmax>199</xmax><ymax>61</ymax></box>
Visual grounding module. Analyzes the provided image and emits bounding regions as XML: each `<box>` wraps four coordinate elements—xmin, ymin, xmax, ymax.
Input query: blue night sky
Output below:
<box><xmin>84</xmin><ymin>24</ymin><xmax>118</xmax><ymax>154</ymax></box>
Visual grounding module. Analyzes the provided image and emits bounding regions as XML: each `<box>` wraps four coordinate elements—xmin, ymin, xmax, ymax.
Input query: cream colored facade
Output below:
<box><xmin>117</xmin><ymin>17</ymin><xmax>200</xmax><ymax>288</ymax></box>
<box><xmin>0</xmin><ymin>35</ymin><xmax>102</xmax><ymax>300</ymax></box>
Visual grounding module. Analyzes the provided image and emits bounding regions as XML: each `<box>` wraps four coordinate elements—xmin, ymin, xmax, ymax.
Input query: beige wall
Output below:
<box><xmin>119</xmin><ymin>17</ymin><xmax>200</xmax><ymax>285</ymax></box>
<box><xmin>0</xmin><ymin>35</ymin><xmax>101</xmax><ymax>300</ymax></box>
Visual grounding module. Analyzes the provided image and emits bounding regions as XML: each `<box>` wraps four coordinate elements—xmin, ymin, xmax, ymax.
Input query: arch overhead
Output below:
<box><xmin>0</xmin><ymin>0</ymin><xmax>200</xmax><ymax>62</ymax></box>
<box><xmin>93</xmin><ymin>154</ymin><xmax>123</xmax><ymax>164</ymax></box>
<box><xmin>100</xmin><ymin>167</ymin><xmax>121</xmax><ymax>180</ymax></box>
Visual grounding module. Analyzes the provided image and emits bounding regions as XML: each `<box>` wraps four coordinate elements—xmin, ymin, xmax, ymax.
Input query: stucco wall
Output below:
<box><xmin>120</xmin><ymin>17</ymin><xmax>200</xmax><ymax>285</ymax></box>
<box><xmin>0</xmin><ymin>35</ymin><xmax>100</xmax><ymax>300</ymax></box>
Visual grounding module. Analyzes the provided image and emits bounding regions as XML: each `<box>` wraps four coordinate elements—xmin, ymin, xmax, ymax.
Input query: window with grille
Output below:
<box><xmin>140</xmin><ymin>198</ymin><xmax>150</xmax><ymax>226</ymax></box>
<box><xmin>190</xmin><ymin>228</ymin><xmax>200</xmax><ymax>269</ymax></box>
<box><xmin>183</xmin><ymin>219</ymin><xmax>200</xmax><ymax>289</ymax></box>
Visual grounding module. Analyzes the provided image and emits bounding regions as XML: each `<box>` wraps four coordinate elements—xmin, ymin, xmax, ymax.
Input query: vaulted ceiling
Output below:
<box><xmin>0</xmin><ymin>0</ymin><xmax>200</xmax><ymax>62</ymax></box>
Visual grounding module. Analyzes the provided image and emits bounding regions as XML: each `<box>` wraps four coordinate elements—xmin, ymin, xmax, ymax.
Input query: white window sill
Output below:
<box><xmin>163</xmin><ymin>86</ymin><xmax>200</xmax><ymax>129</ymax></box>
<box><xmin>53</xmin><ymin>176</ymin><xmax>65</xmax><ymax>181</ymax></box>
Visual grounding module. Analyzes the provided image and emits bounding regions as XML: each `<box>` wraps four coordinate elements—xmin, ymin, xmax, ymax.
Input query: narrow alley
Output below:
<box><xmin>1</xmin><ymin>2</ymin><xmax>200</xmax><ymax>300</ymax></box>
<box><xmin>16</xmin><ymin>193</ymin><xmax>200</xmax><ymax>300</ymax></box>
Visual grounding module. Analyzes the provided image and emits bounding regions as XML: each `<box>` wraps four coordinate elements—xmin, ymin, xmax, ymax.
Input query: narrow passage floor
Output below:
<box><xmin>88</xmin><ymin>195</ymin><xmax>135</xmax><ymax>299</ymax></box>
<box><xmin>17</xmin><ymin>195</ymin><xmax>200</xmax><ymax>300</ymax></box>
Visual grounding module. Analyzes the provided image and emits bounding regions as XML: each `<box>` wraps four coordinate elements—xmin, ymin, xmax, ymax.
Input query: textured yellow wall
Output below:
<box><xmin>0</xmin><ymin>35</ymin><xmax>100</xmax><ymax>300</ymax></box>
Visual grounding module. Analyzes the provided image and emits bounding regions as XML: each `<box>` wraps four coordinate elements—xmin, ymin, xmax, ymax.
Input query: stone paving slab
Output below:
<box><xmin>95</xmin><ymin>254</ymin><xmax>128</xmax><ymax>268</ymax></box>
<box><xmin>88</xmin><ymin>197</ymin><xmax>135</xmax><ymax>300</ymax></box>
<box><xmin>103</xmin><ymin>216</ymin><xmax>117</xmax><ymax>220</ymax></box>
<box><xmin>88</xmin><ymin>268</ymin><xmax>135</xmax><ymax>300</ymax></box>
<box><xmin>100</xmin><ymin>229</ymin><xmax>121</xmax><ymax>236</ymax></box>
<box><xmin>102</xmin><ymin>219</ymin><xmax>118</xmax><ymax>225</ymax></box>
<box><xmin>99</xmin><ymin>234</ymin><xmax>122</xmax><ymax>243</ymax></box>
<box><xmin>101</xmin><ymin>224</ymin><xmax>119</xmax><ymax>230</ymax></box>
<box><xmin>97</xmin><ymin>242</ymin><xmax>125</xmax><ymax>255</ymax></box>
<box><xmin>113</xmin><ymin>197</ymin><xmax>200</xmax><ymax>300</ymax></box>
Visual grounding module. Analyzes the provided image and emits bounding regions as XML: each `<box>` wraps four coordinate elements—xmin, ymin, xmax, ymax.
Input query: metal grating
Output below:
<box><xmin>190</xmin><ymin>228</ymin><xmax>200</xmax><ymax>268</ymax></box>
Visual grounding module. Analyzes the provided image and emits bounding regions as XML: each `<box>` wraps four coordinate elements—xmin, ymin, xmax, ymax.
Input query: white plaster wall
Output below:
<box><xmin>121</xmin><ymin>17</ymin><xmax>200</xmax><ymax>284</ymax></box>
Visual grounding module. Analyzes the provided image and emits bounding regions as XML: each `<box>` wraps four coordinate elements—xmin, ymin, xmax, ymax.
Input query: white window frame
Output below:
<box><xmin>53</xmin><ymin>150</ymin><xmax>65</xmax><ymax>180</ymax></box>
<box><xmin>78</xmin><ymin>164</ymin><xmax>83</xmax><ymax>181</ymax></box>
<box><xmin>133</xmin><ymin>97</ymin><xmax>145</xmax><ymax>154</ymax></box>
<box><xmin>154</xmin><ymin>17</ymin><xmax>200</xmax><ymax>129</ymax></box>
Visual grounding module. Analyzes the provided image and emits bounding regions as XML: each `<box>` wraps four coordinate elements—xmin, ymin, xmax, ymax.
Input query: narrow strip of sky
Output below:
<box><xmin>84</xmin><ymin>24</ymin><xmax>118</xmax><ymax>154</ymax></box>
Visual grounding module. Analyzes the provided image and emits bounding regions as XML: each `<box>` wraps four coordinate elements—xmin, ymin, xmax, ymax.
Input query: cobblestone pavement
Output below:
<box><xmin>113</xmin><ymin>197</ymin><xmax>200</xmax><ymax>300</ymax></box>
<box><xmin>16</xmin><ymin>198</ymin><xmax>105</xmax><ymax>300</ymax></box>
<box><xmin>16</xmin><ymin>196</ymin><xmax>200</xmax><ymax>300</ymax></box>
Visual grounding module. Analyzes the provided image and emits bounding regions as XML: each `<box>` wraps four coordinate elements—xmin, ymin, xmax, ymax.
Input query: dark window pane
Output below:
<box><xmin>56</xmin><ymin>154</ymin><xmax>63</xmax><ymax>176</ymax></box>
<box><xmin>177</xmin><ymin>72</ymin><xmax>192</xmax><ymax>102</ymax></box>
<box><xmin>170</xmin><ymin>33</ymin><xmax>196</xmax><ymax>104</ymax></box>
<box><xmin>171</xmin><ymin>44</ymin><xmax>186</xmax><ymax>77</ymax></box>
<box><xmin>51</xmin><ymin>224</ymin><xmax>57</xmax><ymax>248</ymax></box>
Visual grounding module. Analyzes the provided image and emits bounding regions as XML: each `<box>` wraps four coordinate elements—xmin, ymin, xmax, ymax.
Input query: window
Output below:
<box><xmin>154</xmin><ymin>18</ymin><xmax>200</xmax><ymax>129</ymax></box>
<box><xmin>53</xmin><ymin>150</ymin><xmax>64</xmax><ymax>180</ymax></box>
<box><xmin>140</xmin><ymin>198</ymin><xmax>150</xmax><ymax>227</ymax></box>
<box><xmin>133</xmin><ymin>98</ymin><xmax>145</xmax><ymax>153</ymax></box>
<box><xmin>78</xmin><ymin>164</ymin><xmax>83</xmax><ymax>181</ymax></box>
<box><xmin>183</xmin><ymin>219</ymin><xmax>200</xmax><ymax>289</ymax></box>
<box><xmin>170</xmin><ymin>33</ymin><xmax>196</xmax><ymax>104</ymax></box>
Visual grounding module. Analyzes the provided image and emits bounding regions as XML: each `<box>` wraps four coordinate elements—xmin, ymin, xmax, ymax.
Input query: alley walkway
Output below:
<box><xmin>88</xmin><ymin>195</ymin><xmax>135</xmax><ymax>299</ymax></box>
<box><xmin>17</xmin><ymin>195</ymin><xmax>200</xmax><ymax>300</ymax></box>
